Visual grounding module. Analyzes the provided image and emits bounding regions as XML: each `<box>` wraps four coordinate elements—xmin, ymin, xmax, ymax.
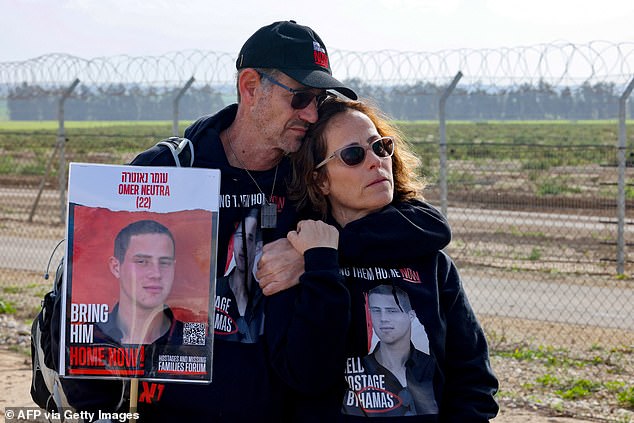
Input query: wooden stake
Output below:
<box><xmin>129</xmin><ymin>378</ymin><xmax>139</xmax><ymax>422</ymax></box>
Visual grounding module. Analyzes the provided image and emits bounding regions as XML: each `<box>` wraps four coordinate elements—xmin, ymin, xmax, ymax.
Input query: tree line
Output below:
<box><xmin>6</xmin><ymin>79</ymin><xmax>633</xmax><ymax>121</ymax></box>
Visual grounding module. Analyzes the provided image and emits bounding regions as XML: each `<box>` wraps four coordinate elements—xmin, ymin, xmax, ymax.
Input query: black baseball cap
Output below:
<box><xmin>236</xmin><ymin>20</ymin><xmax>357</xmax><ymax>100</ymax></box>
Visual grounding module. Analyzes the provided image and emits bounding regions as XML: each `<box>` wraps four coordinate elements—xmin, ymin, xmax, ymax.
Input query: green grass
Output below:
<box><xmin>2</xmin><ymin>286</ymin><xmax>23</xmax><ymax>294</ymax></box>
<box><xmin>555</xmin><ymin>379</ymin><xmax>602</xmax><ymax>400</ymax></box>
<box><xmin>1</xmin><ymin>120</ymin><xmax>631</xmax><ymax>200</ymax></box>
<box><xmin>536</xmin><ymin>178</ymin><xmax>583</xmax><ymax>196</ymax></box>
<box><xmin>0</xmin><ymin>298</ymin><xmax>17</xmax><ymax>314</ymax></box>
<box><xmin>0</xmin><ymin>120</ymin><xmax>193</xmax><ymax>130</ymax></box>
<box><xmin>536</xmin><ymin>373</ymin><xmax>560</xmax><ymax>387</ymax></box>
<box><xmin>396</xmin><ymin>119</ymin><xmax>624</xmax><ymax>125</ymax></box>
<box><xmin>0</xmin><ymin>119</ymin><xmax>630</xmax><ymax>146</ymax></box>
<box><xmin>528</xmin><ymin>248</ymin><xmax>542</xmax><ymax>261</ymax></box>
<box><xmin>618</xmin><ymin>386</ymin><xmax>634</xmax><ymax>407</ymax></box>
<box><xmin>397</xmin><ymin>120</ymin><xmax>633</xmax><ymax>147</ymax></box>
<box><xmin>0</xmin><ymin>121</ymin><xmax>193</xmax><ymax>181</ymax></box>
<box><xmin>496</xmin><ymin>345</ymin><xmax>599</xmax><ymax>368</ymax></box>
<box><xmin>494</xmin><ymin>344</ymin><xmax>634</xmax><ymax>417</ymax></box>
<box><xmin>0</xmin><ymin>122</ymin><xmax>181</xmax><ymax>154</ymax></box>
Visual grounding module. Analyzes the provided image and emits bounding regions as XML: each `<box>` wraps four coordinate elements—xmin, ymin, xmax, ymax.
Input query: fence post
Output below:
<box><xmin>617</xmin><ymin>76</ymin><xmax>634</xmax><ymax>274</ymax></box>
<box><xmin>438</xmin><ymin>71</ymin><xmax>463</xmax><ymax>217</ymax></box>
<box><xmin>57</xmin><ymin>78</ymin><xmax>80</xmax><ymax>224</ymax></box>
<box><xmin>28</xmin><ymin>142</ymin><xmax>59</xmax><ymax>222</ymax></box>
<box><xmin>172</xmin><ymin>76</ymin><xmax>195</xmax><ymax>136</ymax></box>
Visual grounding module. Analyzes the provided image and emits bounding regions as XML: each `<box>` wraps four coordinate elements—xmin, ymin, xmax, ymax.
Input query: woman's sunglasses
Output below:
<box><xmin>258</xmin><ymin>71</ymin><xmax>329</xmax><ymax>110</ymax></box>
<box><xmin>315</xmin><ymin>136</ymin><xmax>395</xmax><ymax>169</ymax></box>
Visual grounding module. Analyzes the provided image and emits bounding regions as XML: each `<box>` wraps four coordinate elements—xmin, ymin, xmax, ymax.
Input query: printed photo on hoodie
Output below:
<box><xmin>343</xmin><ymin>284</ymin><xmax>439</xmax><ymax>417</ymax></box>
<box><xmin>213</xmin><ymin>207</ymin><xmax>265</xmax><ymax>343</ymax></box>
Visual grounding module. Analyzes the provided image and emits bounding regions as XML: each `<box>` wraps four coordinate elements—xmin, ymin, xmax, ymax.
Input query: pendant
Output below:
<box><xmin>261</xmin><ymin>202</ymin><xmax>277</xmax><ymax>229</ymax></box>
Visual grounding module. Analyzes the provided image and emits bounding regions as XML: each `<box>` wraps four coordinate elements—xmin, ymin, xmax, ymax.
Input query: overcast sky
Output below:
<box><xmin>2</xmin><ymin>0</ymin><xmax>633</xmax><ymax>62</ymax></box>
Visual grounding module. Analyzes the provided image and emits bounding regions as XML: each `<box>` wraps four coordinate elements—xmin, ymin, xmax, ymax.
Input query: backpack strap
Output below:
<box><xmin>156</xmin><ymin>137</ymin><xmax>194</xmax><ymax>167</ymax></box>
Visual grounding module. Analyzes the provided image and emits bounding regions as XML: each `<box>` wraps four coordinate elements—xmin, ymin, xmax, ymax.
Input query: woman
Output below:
<box><xmin>286</xmin><ymin>97</ymin><xmax>499</xmax><ymax>421</ymax></box>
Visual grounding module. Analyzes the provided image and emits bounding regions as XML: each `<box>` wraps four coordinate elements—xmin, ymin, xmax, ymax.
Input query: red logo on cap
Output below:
<box><xmin>313</xmin><ymin>41</ymin><xmax>329</xmax><ymax>68</ymax></box>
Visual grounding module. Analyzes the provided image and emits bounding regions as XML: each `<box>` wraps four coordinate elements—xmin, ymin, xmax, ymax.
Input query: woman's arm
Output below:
<box><xmin>339</xmin><ymin>199</ymin><xmax>452</xmax><ymax>263</ymax></box>
<box><xmin>265</xmin><ymin>220</ymin><xmax>350</xmax><ymax>394</ymax></box>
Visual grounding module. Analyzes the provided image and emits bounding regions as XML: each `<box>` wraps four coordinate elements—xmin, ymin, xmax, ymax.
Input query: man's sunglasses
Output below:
<box><xmin>258</xmin><ymin>71</ymin><xmax>330</xmax><ymax>110</ymax></box>
<box><xmin>315</xmin><ymin>136</ymin><xmax>395</xmax><ymax>169</ymax></box>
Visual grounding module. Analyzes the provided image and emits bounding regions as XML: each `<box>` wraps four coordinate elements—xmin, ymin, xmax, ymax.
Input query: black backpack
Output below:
<box><xmin>30</xmin><ymin>250</ymin><xmax>72</xmax><ymax>413</ymax></box>
<box><xmin>155</xmin><ymin>136</ymin><xmax>194</xmax><ymax>167</ymax></box>
<box><xmin>29</xmin><ymin>137</ymin><xmax>193</xmax><ymax>413</ymax></box>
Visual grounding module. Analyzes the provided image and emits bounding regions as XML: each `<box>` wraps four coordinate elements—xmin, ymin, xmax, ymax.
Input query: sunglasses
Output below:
<box><xmin>315</xmin><ymin>136</ymin><xmax>395</xmax><ymax>169</ymax></box>
<box><xmin>258</xmin><ymin>71</ymin><xmax>330</xmax><ymax>110</ymax></box>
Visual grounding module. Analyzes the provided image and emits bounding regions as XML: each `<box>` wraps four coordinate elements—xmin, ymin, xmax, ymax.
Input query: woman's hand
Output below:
<box><xmin>287</xmin><ymin>220</ymin><xmax>339</xmax><ymax>255</ymax></box>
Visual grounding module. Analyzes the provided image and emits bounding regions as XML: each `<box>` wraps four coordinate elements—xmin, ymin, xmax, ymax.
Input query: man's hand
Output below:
<box><xmin>256</xmin><ymin>238</ymin><xmax>304</xmax><ymax>296</ymax></box>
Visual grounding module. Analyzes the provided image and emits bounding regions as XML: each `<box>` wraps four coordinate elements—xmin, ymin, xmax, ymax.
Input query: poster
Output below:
<box><xmin>59</xmin><ymin>163</ymin><xmax>220</xmax><ymax>383</ymax></box>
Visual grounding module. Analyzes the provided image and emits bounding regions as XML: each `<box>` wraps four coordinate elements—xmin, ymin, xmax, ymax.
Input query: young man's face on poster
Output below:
<box><xmin>109</xmin><ymin>233</ymin><xmax>175</xmax><ymax>310</ymax></box>
<box><xmin>369</xmin><ymin>293</ymin><xmax>413</xmax><ymax>345</ymax></box>
<box><xmin>233</xmin><ymin>214</ymin><xmax>259</xmax><ymax>274</ymax></box>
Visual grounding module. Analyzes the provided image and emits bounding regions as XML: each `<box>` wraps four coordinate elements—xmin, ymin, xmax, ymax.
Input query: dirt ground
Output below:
<box><xmin>0</xmin><ymin>347</ymin><xmax>598</xmax><ymax>423</ymax></box>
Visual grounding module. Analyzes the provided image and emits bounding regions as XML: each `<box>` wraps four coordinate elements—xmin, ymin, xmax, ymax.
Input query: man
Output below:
<box><xmin>62</xmin><ymin>20</ymin><xmax>358</xmax><ymax>422</ymax></box>
<box><xmin>99</xmin><ymin>219</ymin><xmax>182</xmax><ymax>346</ymax></box>
<box><xmin>128</xmin><ymin>20</ymin><xmax>357</xmax><ymax>421</ymax></box>
<box><xmin>348</xmin><ymin>285</ymin><xmax>438</xmax><ymax>417</ymax></box>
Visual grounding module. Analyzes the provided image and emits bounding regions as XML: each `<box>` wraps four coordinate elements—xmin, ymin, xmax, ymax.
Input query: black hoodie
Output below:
<box><xmin>296</xmin><ymin>202</ymin><xmax>499</xmax><ymax>422</ymax></box>
<box><xmin>60</xmin><ymin>105</ymin><xmax>455</xmax><ymax>422</ymax></box>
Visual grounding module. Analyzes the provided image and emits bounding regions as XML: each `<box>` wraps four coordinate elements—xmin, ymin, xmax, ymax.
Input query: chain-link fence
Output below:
<box><xmin>1</xmin><ymin>43</ymin><xmax>633</xmax><ymax>356</ymax></box>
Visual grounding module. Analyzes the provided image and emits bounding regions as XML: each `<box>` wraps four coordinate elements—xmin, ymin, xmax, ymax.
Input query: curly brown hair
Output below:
<box><xmin>289</xmin><ymin>97</ymin><xmax>426</xmax><ymax>219</ymax></box>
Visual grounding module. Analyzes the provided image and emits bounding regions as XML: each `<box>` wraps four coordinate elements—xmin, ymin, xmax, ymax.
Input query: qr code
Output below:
<box><xmin>183</xmin><ymin>322</ymin><xmax>206</xmax><ymax>345</ymax></box>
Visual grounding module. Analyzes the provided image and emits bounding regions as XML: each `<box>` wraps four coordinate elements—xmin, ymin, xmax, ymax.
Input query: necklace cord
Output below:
<box><xmin>226</xmin><ymin>128</ymin><xmax>278</xmax><ymax>201</ymax></box>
